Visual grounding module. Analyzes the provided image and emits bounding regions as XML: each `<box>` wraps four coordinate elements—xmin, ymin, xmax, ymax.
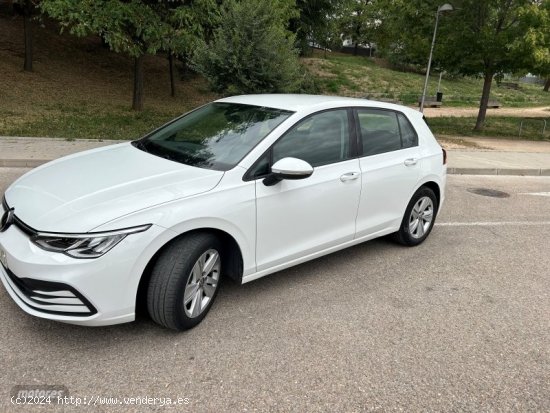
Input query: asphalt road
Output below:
<box><xmin>0</xmin><ymin>169</ymin><xmax>549</xmax><ymax>412</ymax></box>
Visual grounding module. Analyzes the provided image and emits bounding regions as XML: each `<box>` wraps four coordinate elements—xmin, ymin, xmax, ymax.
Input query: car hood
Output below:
<box><xmin>4</xmin><ymin>143</ymin><xmax>224</xmax><ymax>232</ymax></box>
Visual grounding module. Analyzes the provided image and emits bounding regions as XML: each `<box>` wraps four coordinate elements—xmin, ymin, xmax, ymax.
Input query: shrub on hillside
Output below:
<box><xmin>192</xmin><ymin>0</ymin><xmax>304</xmax><ymax>95</ymax></box>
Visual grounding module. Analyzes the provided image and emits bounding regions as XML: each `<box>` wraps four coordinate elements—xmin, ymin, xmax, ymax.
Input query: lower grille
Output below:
<box><xmin>2</xmin><ymin>265</ymin><xmax>97</xmax><ymax>316</ymax></box>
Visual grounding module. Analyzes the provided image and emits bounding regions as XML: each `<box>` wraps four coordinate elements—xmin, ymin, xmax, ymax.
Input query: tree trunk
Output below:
<box><xmin>474</xmin><ymin>71</ymin><xmax>494</xmax><ymax>131</ymax></box>
<box><xmin>23</xmin><ymin>13</ymin><xmax>32</xmax><ymax>71</ymax></box>
<box><xmin>132</xmin><ymin>55</ymin><xmax>144</xmax><ymax>111</ymax></box>
<box><xmin>544</xmin><ymin>78</ymin><xmax>550</xmax><ymax>92</ymax></box>
<box><xmin>353</xmin><ymin>42</ymin><xmax>359</xmax><ymax>56</ymax></box>
<box><xmin>168</xmin><ymin>53</ymin><xmax>176</xmax><ymax>98</ymax></box>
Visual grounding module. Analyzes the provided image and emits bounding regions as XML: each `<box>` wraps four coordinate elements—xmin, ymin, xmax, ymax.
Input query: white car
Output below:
<box><xmin>0</xmin><ymin>95</ymin><xmax>446</xmax><ymax>330</ymax></box>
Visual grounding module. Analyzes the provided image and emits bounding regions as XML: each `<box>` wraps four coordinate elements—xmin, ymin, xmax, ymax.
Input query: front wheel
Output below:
<box><xmin>393</xmin><ymin>187</ymin><xmax>438</xmax><ymax>246</ymax></box>
<box><xmin>147</xmin><ymin>233</ymin><xmax>223</xmax><ymax>331</ymax></box>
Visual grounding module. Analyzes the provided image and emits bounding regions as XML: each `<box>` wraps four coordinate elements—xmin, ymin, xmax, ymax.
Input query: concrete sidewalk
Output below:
<box><xmin>0</xmin><ymin>137</ymin><xmax>118</xmax><ymax>167</ymax></box>
<box><xmin>1</xmin><ymin>136</ymin><xmax>550</xmax><ymax>175</ymax></box>
<box><xmin>447</xmin><ymin>151</ymin><xmax>550</xmax><ymax>175</ymax></box>
<box><xmin>443</xmin><ymin>136</ymin><xmax>550</xmax><ymax>175</ymax></box>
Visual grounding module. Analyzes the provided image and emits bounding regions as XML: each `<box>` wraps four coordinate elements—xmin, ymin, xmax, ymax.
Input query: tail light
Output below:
<box><xmin>442</xmin><ymin>148</ymin><xmax>447</xmax><ymax>165</ymax></box>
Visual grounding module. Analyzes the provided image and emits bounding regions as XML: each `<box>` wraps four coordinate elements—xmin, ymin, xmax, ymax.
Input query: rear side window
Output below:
<box><xmin>357</xmin><ymin>109</ymin><xmax>418</xmax><ymax>156</ymax></box>
<box><xmin>397</xmin><ymin>113</ymin><xmax>418</xmax><ymax>148</ymax></box>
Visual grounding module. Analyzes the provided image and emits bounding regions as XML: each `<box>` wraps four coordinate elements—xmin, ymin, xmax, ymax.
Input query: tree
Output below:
<box><xmin>40</xmin><ymin>0</ymin><xmax>212</xmax><ymax>110</ymax></box>
<box><xmin>311</xmin><ymin>9</ymin><xmax>341</xmax><ymax>55</ymax></box>
<box><xmin>375</xmin><ymin>0</ymin><xmax>542</xmax><ymax>131</ymax></box>
<box><xmin>156</xmin><ymin>0</ymin><xmax>220</xmax><ymax>97</ymax></box>
<box><xmin>338</xmin><ymin>0</ymin><xmax>380</xmax><ymax>56</ymax></box>
<box><xmin>290</xmin><ymin>0</ymin><xmax>338</xmax><ymax>55</ymax></box>
<box><xmin>373</xmin><ymin>0</ymin><xmax>440</xmax><ymax>68</ymax></box>
<box><xmin>192</xmin><ymin>0</ymin><xmax>304</xmax><ymax>95</ymax></box>
<box><xmin>439</xmin><ymin>0</ymin><xmax>544</xmax><ymax>130</ymax></box>
<box><xmin>519</xmin><ymin>0</ymin><xmax>550</xmax><ymax>91</ymax></box>
<box><xmin>13</xmin><ymin>0</ymin><xmax>37</xmax><ymax>71</ymax></box>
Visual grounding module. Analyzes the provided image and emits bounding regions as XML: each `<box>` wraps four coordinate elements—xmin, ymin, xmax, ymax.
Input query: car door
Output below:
<box><xmin>354</xmin><ymin>108</ymin><xmax>422</xmax><ymax>238</ymax></box>
<box><xmin>251</xmin><ymin>109</ymin><xmax>362</xmax><ymax>272</ymax></box>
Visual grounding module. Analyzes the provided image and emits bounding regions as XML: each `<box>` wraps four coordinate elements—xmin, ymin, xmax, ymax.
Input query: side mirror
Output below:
<box><xmin>263</xmin><ymin>157</ymin><xmax>314</xmax><ymax>186</ymax></box>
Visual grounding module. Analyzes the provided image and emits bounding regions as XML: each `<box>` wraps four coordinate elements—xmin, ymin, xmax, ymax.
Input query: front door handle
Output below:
<box><xmin>404</xmin><ymin>158</ymin><xmax>418</xmax><ymax>166</ymax></box>
<box><xmin>340</xmin><ymin>172</ymin><xmax>360</xmax><ymax>182</ymax></box>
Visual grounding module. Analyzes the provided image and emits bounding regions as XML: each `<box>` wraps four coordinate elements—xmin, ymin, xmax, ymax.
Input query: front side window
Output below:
<box><xmin>357</xmin><ymin>109</ymin><xmax>418</xmax><ymax>156</ymax></box>
<box><xmin>272</xmin><ymin>109</ymin><xmax>351</xmax><ymax>167</ymax></box>
<box><xmin>134</xmin><ymin>103</ymin><xmax>292</xmax><ymax>171</ymax></box>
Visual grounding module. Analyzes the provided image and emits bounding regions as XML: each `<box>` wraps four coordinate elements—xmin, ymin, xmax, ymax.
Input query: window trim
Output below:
<box><xmin>353</xmin><ymin>107</ymin><xmax>419</xmax><ymax>158</ymax></box>
<box><xmin>243</xmin><ymin>108</ymin><xmax>357</xmax><ymax>182</ymax></box>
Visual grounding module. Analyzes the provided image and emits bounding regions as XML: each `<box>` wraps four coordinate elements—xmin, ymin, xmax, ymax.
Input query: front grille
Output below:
<box><xmin>2</xmin><ymin>196</ymin><xmax>38</xmax><ymax>237</ymax></box>
<box><xmin>2</xmin><ymin>264</ymin><xmax>97</xmax><ymax>317</ymax></box>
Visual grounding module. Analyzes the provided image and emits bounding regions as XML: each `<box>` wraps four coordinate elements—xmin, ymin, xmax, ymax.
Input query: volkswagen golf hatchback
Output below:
<box><xmin>0</xmin><ymin>95</ymin><xmax>446</xmax><ymax>330</ymax></box>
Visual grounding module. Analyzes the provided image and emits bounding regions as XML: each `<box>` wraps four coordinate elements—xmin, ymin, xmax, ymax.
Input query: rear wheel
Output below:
<box><xmin>393</xmin><ymin>187</ymin><xmax>438</xmax><ymax>246</ymax></box>
<box><xmin>147</xmin><ymin>233</ymin><xmax>222</xmax><ymax>330</ymax></box>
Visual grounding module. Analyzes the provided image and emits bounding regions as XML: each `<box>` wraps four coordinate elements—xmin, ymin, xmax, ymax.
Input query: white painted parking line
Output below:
<box><xmin>437</xmin><ymin>221</ymin><xmax>550</xmax><ymax>227</ymax></box>
<box><xmin>519</xmin><ymin>192</ymin><xmax>550</xmax><ymax>197</ymax></box>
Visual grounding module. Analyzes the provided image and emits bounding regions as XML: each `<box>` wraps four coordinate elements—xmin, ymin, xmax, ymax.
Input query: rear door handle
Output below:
<box><xmin>404</xmin><ymin>158</ymin><xmax>418</xmax><ymax>166</ymax></box>
<box><xmin>340</xmin><ymin>172</ymin><xmax>360</xmax><ymax>182</ymax></box>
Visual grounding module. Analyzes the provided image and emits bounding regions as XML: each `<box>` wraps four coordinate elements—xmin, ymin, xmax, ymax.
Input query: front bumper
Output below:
<box><xmin>1</xmin><ymin>265</ymin><xmax>97</xmax><ymax>316</ymax></box>
<box><xmin>0</xmin><ymin>215</ymin><xmax>166</xmax><ymax>326</ymax></box>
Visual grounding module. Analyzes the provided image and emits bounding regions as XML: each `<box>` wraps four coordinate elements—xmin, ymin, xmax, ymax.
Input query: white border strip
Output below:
<box><xmin>437</xmin><ymin>221</ymin><xmax>550</xmax><ymax>227</ymax></box>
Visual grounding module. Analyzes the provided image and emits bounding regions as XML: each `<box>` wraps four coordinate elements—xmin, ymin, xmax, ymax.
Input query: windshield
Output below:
<box><xmin>133</xmin><ymin>102</ymin><xmax>293</xmax><ymax>171</ymax></box>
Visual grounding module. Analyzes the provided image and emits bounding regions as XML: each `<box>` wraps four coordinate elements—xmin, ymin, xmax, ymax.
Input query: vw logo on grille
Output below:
<box><xmin>0</xmin><ymin>208</ymin><xmax>15</xmax><ymax>233</ymax></box>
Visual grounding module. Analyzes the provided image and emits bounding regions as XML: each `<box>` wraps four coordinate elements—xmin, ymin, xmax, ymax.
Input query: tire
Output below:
<box><xmin>393</xmin><ymin>187</ymin><xmax>438</xmax><ymax>246</ymax></box>
<box><xmin>147</xmin><ymin>233</ymin><xmax>223</xmax><ymax>331</ymax></box>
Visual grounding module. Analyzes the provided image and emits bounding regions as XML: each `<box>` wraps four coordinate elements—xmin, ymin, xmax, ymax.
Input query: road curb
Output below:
<box><xmin>448</xmin><ymin>167</ymin><xmax>550</xmax><ymax>176</ymax></box>
<box><xmin>0</xmin><ymin>159</ymin><xmax>49</xmax><ymax>168</ymax></box>
<box><xmin>0</xmin><ymin>136</ymin><xmax>124</xmax><ymax>143</ymax></box>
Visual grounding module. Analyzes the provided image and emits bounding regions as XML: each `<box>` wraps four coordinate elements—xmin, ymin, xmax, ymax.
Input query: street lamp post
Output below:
<box><xmin>420</xmin><ymin>3</ymin><xmax>453</xmax><ymax>113</ymax></box>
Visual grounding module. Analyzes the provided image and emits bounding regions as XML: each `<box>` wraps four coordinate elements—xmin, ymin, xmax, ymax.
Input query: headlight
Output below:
<box><xmin>31</xmin><ymin>225</ymin><xmax>151</xmax><ymax>258</ymax></box>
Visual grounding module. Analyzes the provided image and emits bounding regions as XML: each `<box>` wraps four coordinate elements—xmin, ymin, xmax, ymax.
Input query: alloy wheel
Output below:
<box><xmin>183</xmin><ymin>249</ymin><xmax>221</xmax><ymax>318</ymax></box>
<box><xmin>408</xmin><ymin>196</ymin><xmax>434</xmax><ymax>239</ymax></box>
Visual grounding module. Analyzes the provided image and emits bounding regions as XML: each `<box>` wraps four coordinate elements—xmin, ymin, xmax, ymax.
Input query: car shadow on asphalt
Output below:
<box><xmin>2</xmin><ymin>235</ymin><xmax>402</xmax><ymax>344</ymax></box>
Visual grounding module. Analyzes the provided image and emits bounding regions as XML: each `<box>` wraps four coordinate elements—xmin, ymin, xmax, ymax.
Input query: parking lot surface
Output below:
<box><xmin>1</xmin><ymin>169</ymin><xmax>549</xmax><ymax>412</ymax></box>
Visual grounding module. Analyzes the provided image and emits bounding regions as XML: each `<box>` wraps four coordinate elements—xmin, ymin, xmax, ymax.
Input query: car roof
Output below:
<box><xmin>216</xmin><ymin>94</ymin><xmax>422</xmax><ymax>119</ymax></box>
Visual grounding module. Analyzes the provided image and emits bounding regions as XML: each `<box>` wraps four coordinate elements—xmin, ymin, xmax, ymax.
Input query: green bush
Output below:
<box><xmin>192</xmin><ymin>0</ymin><xmax>304</xmax><ymax>95</ymax></box>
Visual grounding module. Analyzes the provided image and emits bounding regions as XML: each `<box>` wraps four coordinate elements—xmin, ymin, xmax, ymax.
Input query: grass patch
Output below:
<box><xmin>0</xmin><ymin>14</ymin><xmax>216</xmax><ymax>140</ymax></box>
<box><xmin>1</xmin><ymin>104</ymin><xmax>179</xmax><ymax>140</ymax></box>
<box><xmin>428</xmin><ymin>116</ymin><xmax>550</xmax><ymax>141</ymax></box>
<box><xmin>305</xmin><ymin>52</ymin><xmax>550</xmax><ymax>108</ymax></box>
